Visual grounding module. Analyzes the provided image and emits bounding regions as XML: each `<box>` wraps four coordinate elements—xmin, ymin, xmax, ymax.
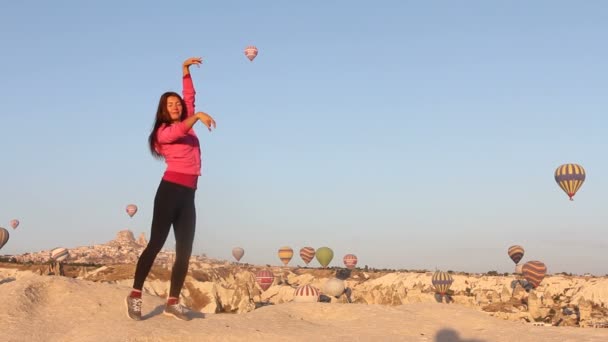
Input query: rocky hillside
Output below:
<box><xmin>2</xmin><ymin>261</ymin><xmax>607</xmax><ymax>329</ymax></box>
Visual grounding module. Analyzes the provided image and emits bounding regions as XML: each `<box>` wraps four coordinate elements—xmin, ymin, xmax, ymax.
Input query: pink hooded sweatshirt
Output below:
<box><xmin>155</xmin><ymin>74</ymin><xmax>201</xmax><ymax>188</ymax></box>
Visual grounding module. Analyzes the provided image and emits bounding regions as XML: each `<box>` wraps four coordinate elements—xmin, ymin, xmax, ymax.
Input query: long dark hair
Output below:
<box><xmin>148</xmin><ymin>91</ymin><xmax>188</xmax><ymax>158</ymax></box>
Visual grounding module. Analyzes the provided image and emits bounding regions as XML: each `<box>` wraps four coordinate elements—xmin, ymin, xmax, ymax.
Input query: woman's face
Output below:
<box><xmin>166</xmin><ymin>96</ymin><xmax>183</xmax><ymax>122</ymax></box>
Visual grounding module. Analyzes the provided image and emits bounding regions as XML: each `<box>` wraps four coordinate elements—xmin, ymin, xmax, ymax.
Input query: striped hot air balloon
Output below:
<box><xmin>555</xmin><ymin>163</ymin><xmax>586</xmax><ymax>201</ymax></box>
<box><xmin>255</xmin><ymin>270</ymin><xmax>274</xmax><ymax>291</ymax></box>
<box><xmin>508</xmin><ymin>245</ymin><xmax>525</xmax><ymax>265</ymax></box>
<box><xmin>522</xmin><ymin>261</ymin><xmax>547</xmax><ymax>289</ymax></box>
<box><xmin>293</xmin><ymin>284</ymin><xmax>320</xmax><ymax>303</ymax></box>
<box><xmin>299</xmin><ymin>247</ymin><xmax>315</xmax><ymax>266</ymax></box>
<box><xmin>9</xmin><ymin>219</ymin><xmax>19</xmax><ymax>229</ymax></box>
<box><xmin>343</xmin><ymin>254</ymin><xmax>358</xmax><ymax>269</ymax></box>
<box><xmin>50</xmin><ymin>247</ymin><xmax>69</xmax><ymax>262</ymax></box>
<box><xmin>278</xmin><ymin>246</ymin><xmax>294</xmax><ymax>266</ymax></box>
<box><xmin>0</xmin><ymin>227</ymin><xmax>9</xmax><ymax>250</ymax></box>
<box><xmin>244</xmin><ymin>46</ymin><xmax>258</xmax><ymax>62</ymax></box>
<box><xmin>126</xmin><ymin>204</ymin><xmax>138</xmax><ymax>218</ymax></box>
<box><xmin>232</xmin><ymin>247</ymin><xmax>245</xmax><ymax>262</ymax></box>
<box><xmin>432</xmin><ymin>271</ymin><xmax>453</xmax><ymax>295</ymax></box>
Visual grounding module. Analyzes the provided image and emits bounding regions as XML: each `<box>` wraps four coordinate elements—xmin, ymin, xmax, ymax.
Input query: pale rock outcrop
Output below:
<box><xmin>137</xmin><ymin>233</ymin><xmax>147</xmax><ymax>247</ymax></box>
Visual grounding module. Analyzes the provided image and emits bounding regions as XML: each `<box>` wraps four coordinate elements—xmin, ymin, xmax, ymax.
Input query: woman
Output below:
<box><xmin>126</xmin><ymin>57</ymin><xmax>216</xmax><ymax>321</ymax></box>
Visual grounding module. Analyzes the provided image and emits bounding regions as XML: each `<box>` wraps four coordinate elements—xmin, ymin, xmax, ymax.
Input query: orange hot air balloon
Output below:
<box><xmin>244</xmin><ymin>45</ymin><xmax>258</xmax><ymax>61</ymax></box>
<box><xmin>278</xmin><ymin>246</ymin><xmax>293</xmax><ymax>265</ymax></box>
<box><xmin>554</xmin><ymin>163</ymin><xmax>586</xmax><ymax>201</ymax></box>
<box><xmin>299</xmin><ymin>247</ymin><xmax>315</xmax><ymax>266</ymax></box>
<box><xmin>255</xmin><ymin>269</ymin><xmax>274</xmax><ymax>291</ymax></box>
<box><xmin>9</xmin><ymin>219</ymin><xmax>19</xmax><ymax>229</ymax></box>
<box><xmin>343</xmin><ymin>254</ymin><xmax>358</xmax><ymax>269</ymax></box>
<box><xmin>0</xmin><ymin>227</ymin><xmax>9</xmax><ymax>250</ymax></box>
<box><xmin>126</xmin><ymin>204</ymin><xmax>138</xmax><ymax>218</ymax></box>
<box><xmin>522</xmin><ymin>261</ymin><xmax>547</xmax><ymax>289</ymax></box>
<box><xmin>507</xmin><ymin>245</ymin><xmax>525</xmax><ymax>265</ymax></box>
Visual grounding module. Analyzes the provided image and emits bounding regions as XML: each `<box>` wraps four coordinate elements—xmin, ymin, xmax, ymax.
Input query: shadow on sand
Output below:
<box><xmin>0</xmin><ymin>277</ymin><xmax>16</xmax><ymax>285</ymax></box>
<box><xmin>141</xmin><ymin>304</ymin><xmax>206</xmax><ymax>320</ymax></box>
<box><xmin>435</xmin><ymin>328</ymin><xmax>486</xmax><ymax>342</ymax></box>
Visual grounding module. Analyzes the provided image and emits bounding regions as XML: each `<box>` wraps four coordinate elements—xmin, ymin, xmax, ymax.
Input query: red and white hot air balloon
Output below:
<box><xmin>9</xmin><ymin>219</ymin><xmax>19</xmax><ymax>230</ymax></box>
<box><xmin>255</xmin><ymin>269</ymin><xmax>274</xmax><ymax>291</ymax></box>
<box><xmin>126</xmin><ymin>204</ymin><xmax>138</xmax><ymax>218</ymax></box>
<box><xmin>244</xmin><ymin>45</ymin><xmax>258</xmax><ymax>62</ymax></box>
<box><xmin>293</xmin><ymin>284</ymin><xmax>320</xmax><ymax>303</ymax></box>
<box><xmin>343</xmin><ymin>254</ymin><xmax>358</xmax><ymax>269</ymax></box>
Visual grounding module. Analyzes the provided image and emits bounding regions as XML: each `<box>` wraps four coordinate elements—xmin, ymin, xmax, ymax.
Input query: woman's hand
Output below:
<box><xmin>196</xmin><ymin>112</ymin><xmax>216</xmax><ymax>131</ymax></box>
<box><xmin>183</xmin><ymin>57</ymin><xmax>202</xmax><ymax>68</ymax></box>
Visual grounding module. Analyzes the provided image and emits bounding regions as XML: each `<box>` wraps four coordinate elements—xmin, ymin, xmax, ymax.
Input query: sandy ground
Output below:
<box><xmin>1</xmin><ymin>272</ymin><xmax>607</xmax><ymax>342</ymax></box>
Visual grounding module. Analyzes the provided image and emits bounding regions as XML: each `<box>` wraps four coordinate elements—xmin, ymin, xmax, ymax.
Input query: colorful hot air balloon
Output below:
<box><xmin>522</xmin><ymin>261</ymin><xmax>547</xmax><ymax>289</ymax></box>
<box><xmin>508</xmin><ymin>245</ymin><xmax>525</xmax><ymax>265</ymax></box>
<box><xmin>293</xmin><ymin>284</ymin><xmax>320</xmax><ymax>303</ymax></box>
<box><xmin>255</xmin><ymin>269</ymin><xmax>274</xmax><ymax>291</ymax></box>
<box><xmin>343</xmin><ymin>254</ymin><xmax>358</xmax><ymax>269</ymax></box>
<box><xmin>315</xmin><ymin>247</ymin><xmax>334</xmax><ymax>268</ymax></box>
<box><xmin>278</xmin><ymin>246</ymin><xmax>294</xmax><ymax>266</ymax></box>
<box><xmin>299</xmin><ymin>247</ymin><xmax>315</xmax><ymax>266</ymax></box>
<box><xmin>244</xmin><ymin>45</ymin><xmax>258</xmax><ymax>62</ymax></box>
<box><xmin>432</xmin><ymin>271</ymin><xmax>454</xmax><ymax>295</ymax></box>
<box><xmin>232</xmin><ymin>247</ymin><xmax>245</xmax><ymax>262</ymax></box>
<box><xmin>0</xmin><ymin>227</ymin><xmax>9</xmax><ymax>250</ymax></box>
<box><xmin>50</xmin><ymin>247</ymin><xmax>70</xmax><ymax>262</ymax></box>
<box><xmin>9</xmin><ymin>219</ymin><xmax>19</xmax><ymax>229</ymax></box>
<box><xmin>555</xmin><ymin>163</ymin><xmax>586</xmax><ymax>201</ymax></box>
<box><xmin>126</xmin><ymin>204</ymin><xmax>138</xmax><ymax>218</ymax></box>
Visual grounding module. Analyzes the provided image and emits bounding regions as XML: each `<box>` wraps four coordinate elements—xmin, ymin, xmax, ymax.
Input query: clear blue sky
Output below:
<box><xmin>1</xmin><ymin>1</ymin><xmax>607</xmax><ymax>275</ymax></box>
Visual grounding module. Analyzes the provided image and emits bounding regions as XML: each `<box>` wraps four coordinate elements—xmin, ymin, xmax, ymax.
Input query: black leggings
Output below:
<box><xmin>133</xmin><ymin>180</ymin><xmax>196</xmax><ymax>298</ymax></box>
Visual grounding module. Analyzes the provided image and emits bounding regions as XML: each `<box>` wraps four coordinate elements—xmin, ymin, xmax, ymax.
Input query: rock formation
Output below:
<box><xmin>137</xmin><ymin>233</ymin><xmax>147</xmax><ymax>247</ymax></box>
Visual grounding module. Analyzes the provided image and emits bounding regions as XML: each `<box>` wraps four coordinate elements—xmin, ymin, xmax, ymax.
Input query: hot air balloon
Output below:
<box><xmin>50</xmin><ymin>247</ymin><xmax>70</xmax><ymax>262</ymax></box>
<box><xmin>278</xmin><ymin>246</ymin><xmax>294</xmax><ymax>266</ymax></box>
<box><xmin>555</xmin><ymin>163</ymin><xmax>586</xmax><ymax>201</ymax></box>
<box><xmin>9</xmin><ymin>219</ymin><xmax>19</xmax><ymax>229</ymax></box>
<box><xmin>315</xmin><ymin>247</ymin><xmax>334</xmax><ymax>268</ymax></box>
<box><xmin>522</xmin><ymin>261</ymin><xmax>547</xmax><ymax>289</ymax></box>
<box><xmin>299</xmin><ymin>247</ymin><xmax>315</xmax><ymax>266</ymax></box>
<box><xmin>323</xmin><ymin>278</ymin><xmax>345</xmax><ymax>297</ymax></box>
<box><xmin>343</xmin><ymin>254</ymin><xmax>358</xmax><ymax>269</ymax></box>
<box><xmin>293</xmin><ymin>284</ymin><xmax>320</xmax><ymax>303</ymax></box>
<box><xmin>0</xmin><ymin>227</ymin><xmax>9</xmax><ymax>250</ymax></box>
<box><xmin>232</xmin><ymin>247</ymin><xmax>245</xmax><ymax>262</ymax></box>
<box><xmin>126</xmin><ymin>204</ymin><xmax>138</xmax><ymax>218</ymax></box>
<box><xmin>244</xmin><ymin>46</ymin><xmax>258</xmax><ymax>62</ymax></box>
<box><xmin>508</xmin><ymin>245</ymin><xmax>525</xmax><ymax>265</ymax></box>
<box><xmin>255</xmin><ymin>269</ymin><xmax>274</xmax><ymax>291</ymax></box>
<box><xmin>432</xmin><ymin>271</ymin><xmax>453</xmax><ymax>295</ymax></box>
